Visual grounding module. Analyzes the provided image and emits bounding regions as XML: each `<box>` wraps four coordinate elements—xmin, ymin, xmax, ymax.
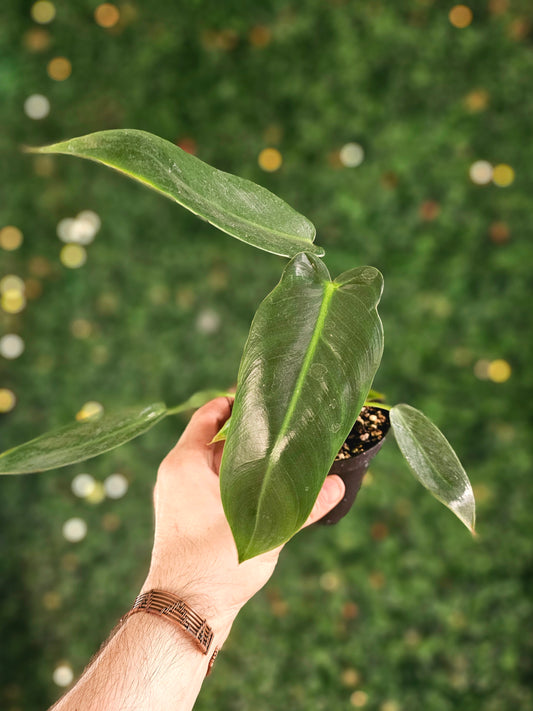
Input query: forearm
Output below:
<box><xmin>50</xmin><ymin>611</ymin><xmax>233</xmax><ymax>711</ymax></box>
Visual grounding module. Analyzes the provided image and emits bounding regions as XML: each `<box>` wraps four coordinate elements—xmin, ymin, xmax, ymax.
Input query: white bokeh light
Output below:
<box><xmin>53</xmin><ymin>664</ymin><xmax>74</xmax><ymax>687</ymax></box>
<box><xmin>340</xmin><ymin>142</ymin><xmax>365</xmax><ymax>167</ymax></box>
<box><xmin>0</xmin><ymin>334</ymin><xmax>25</xmax><ymax>359</ymax></box>
<box><xmin>24</xmin><ymin>94</ymin><xmax>50</xmax><ymax>119</ymax></box>
<box><xmin>71</xmin><ymin>473</ymin><xmax>96</xmax><ymax>498</ymax></box>
<box><xmin>104</xmin><ymin>473</ymin><xmax>129</xmax><ymax>499</ymax></box>
<box><xmin>62</xmin><ymin>517</ymin><xmax>87</xmax><ymax>542</ymax></box>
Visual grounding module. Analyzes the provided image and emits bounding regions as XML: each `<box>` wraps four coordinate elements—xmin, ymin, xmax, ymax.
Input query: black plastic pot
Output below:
<box><xmin>318</xmin><ymin>407</ymin><xmax>390</xmax><ymax>526</ymax></box>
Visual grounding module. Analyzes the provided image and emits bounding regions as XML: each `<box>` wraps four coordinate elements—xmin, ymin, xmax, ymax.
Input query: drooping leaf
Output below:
<box><xmin>220</xmin><ymin>253</ymin><xmax>384</xmax><ymax>561</ymax></box>
<box><xmin>390</xmin><ymin>404</ymin><xmax>476</xmax><ymax>533</ymax></box>
<box><xmin>0</xmin><ymin>403</ymin><xmax>168</xmax><ymax>475</ymax></box>
<box><xmin>28</xmin><ymin>129</ymin><xmax>321</xmax><ymax>258</ymax></box>
<box><xmin>0</xmin><ymin>389</ymin><xmax>230</xmax><ymax>475</ymax></box>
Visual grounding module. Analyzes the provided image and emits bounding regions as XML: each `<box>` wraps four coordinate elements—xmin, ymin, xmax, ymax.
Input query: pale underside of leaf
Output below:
<box><xmin>390</xmin><ymin>403</ymin><xmax>476</xmax><ymax>534</ymax></box>
<box><xmin>220</xmin><ymin>253</ymin><xmax>384</xmax><ymax>561</ymax></box>
<box><xmin>29</xmin><ymin>129</ymin><xmax>321</xmax><ymax>258</ymax></box>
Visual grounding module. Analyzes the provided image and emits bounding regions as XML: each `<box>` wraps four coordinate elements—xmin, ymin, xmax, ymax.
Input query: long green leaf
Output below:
<box><xmin>390</xmin><ymin>404</ymin><xmax>476</xmax><ymax>533</ymax></box>
<box><xmin>0</xmin><ymin>403</ymin><xmax>168</xmax><ymax>475</ymax></box>
<box><xmin>220</xmin><ymin>253</ymin><xmax>384</xmax><ymax>561</ymax></box>
<box><xmin>0</xmin><ymin>389</ymin><xmax>230</xmax><ymax>475</ymax></box>
<box><xmin>28</xmin><ymin>129</ymin><xmax>321</xmax><ymax>258</ymax></box>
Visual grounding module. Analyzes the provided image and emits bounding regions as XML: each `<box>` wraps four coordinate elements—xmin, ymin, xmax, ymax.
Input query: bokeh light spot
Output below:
<box><xmin>473</xmin><ymin>359</ymin><xmax>490</xmax><ymax>380</ymax></box>
<box><xmin>320</xmin><ymin>571</ymin><xmax>341</xmax><ymax>591</ymax></box>
<box><xmin>0</xmin><ymin>226</ymin><xmax>23</xmax><ymax>251</ymax></box>
<box><xmin>24</xmin><ymin>94</ymin><xmax>50</xmax><ymax>120</ymax></box>
<box><xmin>43</xmin><ymin>591</ymin><xmax>61</xmax><ymax>610</ymax></box>
<box><xmin>0</xmin><ymin>389</ymin><xmax>17</xmax><ymax>413</ymax></box>
<box><xmin>1</xmin><ymin>291</ymin><xmax>26</xmax><ymax>314</ymax></box>
<box><xmin>196</xmin><ymin>308</ymin><xmax>221</xmax><ymax>334</ymax></box>
<box><xmin>464</xmin><ymin>89</ymin><xmax>489</xmax><ymax>112</ymax></box>
<box><xmin>70</xmin><ymin>319</ymin><xmax>93</xmax><ymax>339</ymax></box>
<box><xmin>488</xmin><ymin>359</ymin><xmax>511</xmax><ymax>383</ymax></box>
<box><xmin>469</xmin><ymin>160</ymin><xmax>492</xmax><ymax>185</ymax></box>
<box><xmin>85</xmin><ymin>481</ymin><xmax>106</xmax><ymax>505</ymax></box>
<box><xmin>76</xmin><ymin>401</ymin><xmax>104</xmax><ymax>421</ymax></box>
<box><xmin>60</xmin><ymin>244</ymin><xmax>87</xmax><ymax>268</ymax></box>
<box><xmin>47</xmin><ymin>57</ymin><xmax>72</xmax><ymax>81</ymax></box>
<box><xmin>341</xmin><ymin>668</ymin><xmax>360</xmax><ymax>687</ymax></box>
<box><xmin>104</xmin><ymin>473</ymin><xmax>129</xmax><ymax>499</ymax></box>
<box><xmin>0</xmin><ymin>335</ymin><xmax>25</xmax><ymax>360</ymax></box>
<box><xmin>94</xmin><ymin>3</ymin><xmax>120</xmax><ymax>28</ymax></box>
<box><xmin>340</xmin><ymin>142</ymin><xmax>365</xmax><ymax>167</ymax></box>
<box><xmin>71</xmin><ymin>473</ymin><xmax>96</xmax><ymax>498</ymax></box>
<box><xmin>350</xmin><ymin>690</ymin><xmax>369</xmax><ymax>707</ymax></box>
<box><xmin>492</xmin><ymin>164</ymin><xmax>515</xmax><ymax>187</ymax></box>
<box><xmin>489</xmin><ymin>221</ymin><xmax>510</xmax><ymax>244</ymax></box>
<box><xmin>449</xmin><ymin>5</ymin><xmax>473</xmax><ymax>28</ymax></box>
<box><xmin>62</xmin><ymin>517</ymin><xmax>87</xmax><ymax>542</ymax></box>
<box><xmin>53</xmin><ymin>664</ymin><xmax>73</xmax><ymax>687</ymax></box>
<box><xmin>31</xmin><ymin>1</ymin><xmax>56</xmax><ymax>24</ymax></box>
<box><xmin>249</xmin><ymin>25</ymin><xmax>272</xmax><ymax>48</ymax></box>
<box><xmin>258</xmin><ymin>147</ymin><xmax>283</xmax><ymax>172</ymax></box>
<box><xmin>24</xmin><ymin>27</ymin><xmax>51</xmax><ymax>52</ymax></box>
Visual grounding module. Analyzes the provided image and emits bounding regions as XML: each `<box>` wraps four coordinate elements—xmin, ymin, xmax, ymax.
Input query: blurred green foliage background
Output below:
<box><xmin>1</xmin><ymin>0</ymin><xmax>532</xmax><ymax>709</ymax></box>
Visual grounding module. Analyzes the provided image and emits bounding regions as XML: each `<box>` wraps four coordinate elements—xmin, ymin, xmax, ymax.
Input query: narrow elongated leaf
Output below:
<box><xmin>0</xmin><ymin>388</ymin><xmax>229</xmax><ymax>475</ymax></box>
<box><xmin>28</xmin><ymin>130</ymin><xmax>321</xmax><ymax>258</ymax></box>
<box><xmin>0</xmin><ymin>403</ymin><xmax>168</xmax><ymax>474</ymax></box>
<box><xmin>390</xmin><ymin>404</ymin><xmax>476</xmax><ymax>533</ymax></box>
<box><xmin>220</xmin><ymin>253</ymin><xmax>384</xmax><ymax>561</ymax></box>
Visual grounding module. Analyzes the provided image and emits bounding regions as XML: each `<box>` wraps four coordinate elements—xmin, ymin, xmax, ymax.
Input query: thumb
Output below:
<box><xmin>174</xmin><ymin>396</ymin><xmax>233</xmax><ymax>459</ymax></box>
<box><xmin>302</xmin><ymin>475</ymin><xmax>345</xmax><ymax>528</ymax></box>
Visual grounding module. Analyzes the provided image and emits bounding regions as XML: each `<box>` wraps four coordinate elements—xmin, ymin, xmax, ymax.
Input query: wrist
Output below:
<box><xmin>138</xmin><ymin>579</ymin><xmax>236</xmax><ymax>649</ymax></box>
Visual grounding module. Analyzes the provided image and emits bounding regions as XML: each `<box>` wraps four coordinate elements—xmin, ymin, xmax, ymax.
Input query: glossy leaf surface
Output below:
<box><xmin>390</xmin><ymin>404</ymin><xmax>476</xmax><ymax>533</ymax></box>
<box><xmin>0</xmin><ymin>403</ymin><xmax>168</xmax><ymax>474</ymax></box>
<box><xmin>30</xmin><ymin>130</ymin><xmax>321</xmax><ymax>258</ymax></box>
<box><xmin>220</xmin><ymin>253</ymin><xmax>384</xmax><ymax>561</ymax></box>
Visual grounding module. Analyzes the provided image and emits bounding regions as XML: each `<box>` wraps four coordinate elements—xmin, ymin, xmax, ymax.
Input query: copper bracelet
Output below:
<box><xmin>123</xmin><ymin>590</ymin><xmax>219</xmax><ymax>672</ymax></box>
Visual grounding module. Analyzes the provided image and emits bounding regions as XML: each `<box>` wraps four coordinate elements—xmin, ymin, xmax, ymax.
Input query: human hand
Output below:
<box><xmin>141</xmin><ymin>396</ymin><xmax>345</xmax><ymax>642</ymax></box>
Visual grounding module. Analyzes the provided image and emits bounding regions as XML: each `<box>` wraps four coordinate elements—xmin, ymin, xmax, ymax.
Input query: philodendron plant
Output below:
<box><xmin>0</xmin><ymin>130</ymin><xmax>476</xmax><ymax>561</ymax></box>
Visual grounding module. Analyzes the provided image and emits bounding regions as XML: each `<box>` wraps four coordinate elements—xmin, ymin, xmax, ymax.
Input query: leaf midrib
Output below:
<box><xmin>37</xmin><ymin>146</ymin><xmax>322</xmax><ymax>256</ymax></box>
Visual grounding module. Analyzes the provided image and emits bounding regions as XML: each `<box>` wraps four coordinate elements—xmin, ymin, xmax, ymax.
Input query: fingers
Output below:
<box><xmin>174</xmin><ymin>396</ymin><xmax>233</xmax><ymax>460</ymax></box>
<box><xmin>302</xmin><ymin>475</ymin><xmax>345</xmax><ymax>528</ymax></box>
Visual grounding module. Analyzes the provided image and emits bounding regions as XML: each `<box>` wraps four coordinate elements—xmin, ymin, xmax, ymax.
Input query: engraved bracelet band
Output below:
<box><xmin>122</xmin><ymin>590</ymin><xmax>219</xmax><ymax>674</ymax></box>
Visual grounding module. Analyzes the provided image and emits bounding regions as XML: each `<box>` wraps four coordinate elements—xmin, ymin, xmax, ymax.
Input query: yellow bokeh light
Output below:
<box><xmin>0</xmin><ymin>226</ymin><xmax>23</xmax><ymax>251</ymax></box>
<box><xmin>464</xmin><ymin>89</ymin><xmax>489</xmax><ymax>112</ymax></box>
<box><xmin>258</xmin><ymin>147</ymin><xmax>282</xmax><ymax>172</ymax></box>
<box><xmin>1</xmin><ymin>290</ymin><xmax>26</xmax><ymax>314</ymax></box>
<box><xmin>449</xmin><ymin>5</ymin><xmax>473</xmax><ymax>28</ymax></box>
<box><xmin>47</xmin><ymin>57</ymin><xmax>72</xmax><ymax>81</ymax></box>
<box><xmin>0</xmin><ymin>389</ymin><xmax>16</xmax><ymax>413</ymax></box>
<box><xmin>70</xmin><ymin>318</ymin><xmax>93</xmax><ymax>339</ymax></box>
<box><xmin>31</xmin><ymin>1</ymin><xmax>56</xmax><ymax>24</ymax></box>
<box><xmin>60</xmin><ymin>244</ymin><xmax>87</xmax><ymax>269</ymax></box>
<box><xmin>488</xmin><ymin>359</ymin><xmax>511</xmax><ymax>383</ymax></box>
<box><xmin>43</xmin><ymin>591</ymin><xmax>61</xmax><ymax>610</ymax></box>
<box><xmin>94</xmin><ymin>3</ymin><xmax>120</xmax><ymax>28</ymax></box>
<box><xmin>492</xmin><ymin>164</ymin><xmax>515</xmax><ymax>187</ymax></box>
<box><xmin>76</xmin><ymin>401</ymin><xmax>104</xmax><ymax>421</ymax></box>
<box><xmin>341</xmin><ymin>668</ymin><xmax>360</xmax><ymax>687</ymax></box>
<box><xmin>85</xmin><ymin>481</ymin><xmax>106</xmax><ymax>505</ymax></box>
<box><xmin>350</xmin><ymin>690</ymin><xmax>369</xmax><ymax>708</ymax></box>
